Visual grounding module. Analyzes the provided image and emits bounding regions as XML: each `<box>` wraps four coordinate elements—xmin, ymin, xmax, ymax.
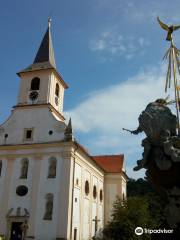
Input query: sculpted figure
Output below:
<box><xmin>20</xmin><ymin>158</ymin><xmax>29</xmax><ymax>178</ymax></box>
<box><xmin>44</xmin><ymin>193</ymin><xmax>53</xmax><ymax>220</ymax></box>
<box><xmin>48</xmin><ymin>158</ymin><xmax>57</xmax><ymax>178</ymax></box>
<box><xmin>128</xmin><ymin>99</ymin><xmax>177</xmax><ymax>170</ymax></box>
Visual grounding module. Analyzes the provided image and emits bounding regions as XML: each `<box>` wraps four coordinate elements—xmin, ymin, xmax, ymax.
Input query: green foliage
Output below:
<box><xmin>101</xmin><ymin>178</ymin><xmax>167</xmax><ymax>240</ymax></box>
<box><xmin>102</xmin><ymin>197</ymin><xmax>155</xmax><ymax>240</ymax></box>
<box><xmin>127</xmin><ymin>178</ymin><xmax>154</xmax><ymax>197</ymax></box>
<box><xmin>128</xmin><ymin>178</ymin><xmax>166</xmax><ymax>226</ymax></box>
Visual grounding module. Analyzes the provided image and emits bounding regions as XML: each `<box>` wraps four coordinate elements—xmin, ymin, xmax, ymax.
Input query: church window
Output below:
<box><xmin>74</xmin><ymin>228</ymin><xmax>77</xmax><ymax>240</ymax></box>
<box><xmin>43</xmin><ymin>193</ymin><xmax>53</xmax><ymax>220</ymax></box>
<box><xmin>16</xmin><ymin>185</ymin><xmax>28</xmax><ymax>196</ymax></box>
<box><xmin>30</xmin><ymin>77</ymin><xmax>40</xmax><ymax>90</ymax></box>
<box><xmin>93</xmin><ymin>185</ymin><xmax>97</xmax><ymax>199</ymax></box>
<box><xmin>49</xmin><ymin>130</ymin><xmax>53</xmax><ymax>135</ymax></box>
<box><xmin>123</xmin><ymin>192</ymin><xmax>125</xmax><ymax>201</ymax></box>
<box><xmin>20</xmin><ymin>158</ymin><xmax>29</xmax><ymax>179</ymax></box>
<box><xmin>85</xmin><ymin>180</ymin><xmax>89</xmax><ymax>195</ymax></box>
<box><xmin>4</xmin><ymin>133</ymin><xmax>8</xmax><ymax>139</ymax></box>
<box><xmin>24</xmin><ymin>128</ymin><xmax>33</xmax><ymax>141</ymax></box>
<box><xmin>26</xmin><ymin>130</ymin><xmax>32</xmax><ymax>139</ymax></box>
<box><xmin>76</xmin><ymin>178</ymin><xmax>79</xmax><ymax>186</ymax></box>
<box><xmin>0</xmin><ymin>160</ymin><xmax>2</xmax><ymax>177</ymax></box>
<box><xmin>48</xmin><ymin>157</ymin><xmax>57</xmax><ymax>178</ymax></box>
<box><xmin>55</xmin><ymin>83</ymin><xmax>60</xmax><ymax>97</ymax></box>
<box><xmin>100</xmin><ymin>189</ymin><xmax>103</xmax><ymax>202</ymax></box>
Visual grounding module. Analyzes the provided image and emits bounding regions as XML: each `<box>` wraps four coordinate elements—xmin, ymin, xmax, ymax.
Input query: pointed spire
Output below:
<box><xmin>17</xmin><ymin>18</ymin><xmax>69</xmax><ymax>90</ymax></box>
<box><xmin>33</xmin><ymin>17</ymin><xmax>56</xmax><ymax>68</ymax></box>
<box><xmin>64</xmin><ymin>118</ymin><xmax>73</xmax><ymax>141</ymax></box>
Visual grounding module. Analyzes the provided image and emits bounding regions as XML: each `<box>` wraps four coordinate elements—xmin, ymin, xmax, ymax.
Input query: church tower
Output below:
<box><xmin>0</xmin><ymin>18</ymin><xmax>127</xmax><ymax>240</ymax></box>
<box><xmin>0</xmin><ymin>19</ymin><xmax>69</xmax><ymax>146</ymax></box>
<box><xmin>17</xmin><ymin>18</ymin><xmax>68</xmax><ymax>121</ymax></box>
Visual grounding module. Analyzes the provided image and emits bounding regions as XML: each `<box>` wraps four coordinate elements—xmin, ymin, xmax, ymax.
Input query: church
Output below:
<box><xmin>0</xmin><ymin>19</ymin><xmax>127</xmax><ymax>240</ymax></box>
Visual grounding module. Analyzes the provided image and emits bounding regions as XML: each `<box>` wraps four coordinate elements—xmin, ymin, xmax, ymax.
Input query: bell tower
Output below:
<box><xmin>16</xmin><ymin>18</ymin><xmax>68</xmax><ymax>119</ymax></box>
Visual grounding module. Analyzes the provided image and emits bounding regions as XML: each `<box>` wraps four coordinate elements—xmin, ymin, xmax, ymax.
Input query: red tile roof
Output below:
<box><xmin>91</xmin><ymin>155</ymin><xmax>124</xmax><ymax>173</ymax></box>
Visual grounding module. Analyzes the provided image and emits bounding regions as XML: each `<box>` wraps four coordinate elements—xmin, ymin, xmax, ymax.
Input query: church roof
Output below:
<box><xmin>91</xmin><ymin>154</ymin><xmax>124</xmax><ymax>173</ymax></box>
<box><xmin>33</xmin><ymin>24</ymin><xmax>56</xmax><ymax>68</ymax></box>
<box><xmin>17</xmin><ymin>18</ymin><xmax>68</xmax><ymax>89</ymax></box>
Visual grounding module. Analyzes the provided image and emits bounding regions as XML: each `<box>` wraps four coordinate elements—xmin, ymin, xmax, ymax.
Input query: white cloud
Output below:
<box><xmin>91</xmin><ymin>39</ymin><xmax>106</xmax><ymax>51</ymax></box>
<box><xmin>66</xmin><ymin>65</ymin><xmax>167</xmax><ymax>133</ymax></box>
<box><xmin>65</xmin><ymin>65</ymin><xmax>175</xmax><ymax>179</ymax></box>
<box><xmin>89</xmin><ymin>30</ymin><xmax>150</xmax><ymax>60</ymax></box>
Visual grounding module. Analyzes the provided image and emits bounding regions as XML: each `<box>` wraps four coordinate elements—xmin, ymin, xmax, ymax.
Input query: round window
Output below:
<box><xmin>93</xmin><ymin>185</ymin><xmax>97</xmax><ymax>199</ymax></box>
<box><xmin>16</xmin><ymin>185</ymin><xmax>28</xmax><ymax>196</ymax></box>
<box><xmin>85</xmin><ymin>180</ymin><xmax>89</xmax><ymax>195</ymax></box>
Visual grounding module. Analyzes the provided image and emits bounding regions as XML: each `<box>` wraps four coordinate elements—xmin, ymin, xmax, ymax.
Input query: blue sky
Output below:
<box><xmin>1</xmin><ymin>0</ymin><xmax>180</xmax><ymax>178</ymax></box>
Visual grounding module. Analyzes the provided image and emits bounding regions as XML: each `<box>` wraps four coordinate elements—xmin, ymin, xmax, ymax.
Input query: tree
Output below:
<box><xmin>127</xmin><ymin>178</ymin><xmax>154</xmax><ymax>197</ymax></box>
<box><xmin>127</xmin><ymin>178</ymin><xmax>166</xmax><ymax>227</ymax></box>
<box><xmin>98</xmin><ymin>178</ymin><xmax>168</xmax><ymax>240</ymax></box>
<box><xmin>102</xmin><ymin>197</ymin><xmax>156</xmax><ymax>240</ymax></box>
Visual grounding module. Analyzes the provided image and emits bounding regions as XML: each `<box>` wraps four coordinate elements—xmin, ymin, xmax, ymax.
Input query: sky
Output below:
<box><xmin>1</xmin><ymin>0</ymin><xmax>180</xmax><ymax>179</ymax></box>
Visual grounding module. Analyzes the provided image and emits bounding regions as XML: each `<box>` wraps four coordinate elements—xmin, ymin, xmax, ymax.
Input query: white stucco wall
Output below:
<box><xmin>35</xmin><ymin>154</ymin><xmax>63</xmax><ymax>240</ymax></box>
<box><xmin>0</xmin><ymin>159</ymin><xmax>8</xmax><ymax>233</ymax></box>
<box><xmin>104</xmin><ymin>173</ymin><xmax>127</xmax><ymax>224</ymax></box>
<box><xmin>7</xmin><ymin>157</ymin><xmax>33</xmax><ymax>211</ymax></box>
<box><xmin>18</xmin><ymin>70</ymin><xmax>65</xmax><ymax>115</ymax></box>
<box><xmin>106</xmin><ymin>183</ymin><xmax>117</xmax><ymax>220</ymax></box>
<box><xmin>72</xmin><ymin>152</ymin><xmax>104</xmax><ymax>240</ymax></box>
<box><xmin>0</xmin><ymin>107</ymin><xmax>66</xmax><ymax>145</ymax></box>
<box><xmin>0</xmin><ymin>144</ymin><xmax>73</xmax><ymax>240</ymax></box>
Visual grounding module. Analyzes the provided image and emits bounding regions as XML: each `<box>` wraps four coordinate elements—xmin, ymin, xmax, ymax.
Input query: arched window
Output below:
<box><xmin>43</xmin><ymin>193</ymin><xmax>54</xmax><ymax>220</ymax></box>
<box><xmin>85</xmin><ymin>180</ymin><xmax>89</xmax><ymax>196</ymax></box>
<box><xmin>20</xmin><ymin>158</ymin><xmax>29</xmax><ymax>179</ymax></box>
<box><xmin>0</xmin><ymin>160</ymin><xmax>2</xmax><ymax>177</ymax></box>
<box><xmin>123</xmin><ymin>192</ymin><xmax>125</xmax><ymax>202</ymax></box>
<box><xmin>100</xmin><ymin>189</ymin><xmax>103</xmax><ymax>202</ymax></box>
<box><xmin>30</xmin><ymin>77</ymin><xmax>40</xmax><ymax>90</ymax></box>
<box><xmin>48</xmin><ymin>157</ymin><xmax>57</xmax><ymax>178</ymax></box>
<box><xmin>55</xmin><ymin>83</ymin><xmax>59</xmax><ymax>97</ymax></box>
<box><xmin>93</xmin><ymin>185</ymin><xmax>97</xmax><ymax>199</ymax></box>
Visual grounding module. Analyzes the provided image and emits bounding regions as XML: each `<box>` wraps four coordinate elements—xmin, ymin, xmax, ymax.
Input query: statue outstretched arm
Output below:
<box><xmin>122</xmin><ymin>126</ymin><xmax>143</xmax><ymax>135</ymax></box>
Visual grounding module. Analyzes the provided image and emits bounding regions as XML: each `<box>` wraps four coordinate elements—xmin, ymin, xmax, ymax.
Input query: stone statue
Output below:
<box><xmin>48</xmin><ymin>158</ymin><xmax>56</xmax><ymax>178</ymax></box>
<box><xmin>44</xmin><ymin>193</ymin><xmax>53</xmax><ymax>220</ymax></box>
<box><xmin>130</xmin><ymin>99</ymin><xmax>176</xmax><ymax>171</ymax></box>
<box><xmin>125</xmin><ymin>98</ymin><xmax>180</xmax><ymax>228</ymax></box>
<box><xmin>64</xmin><ymin>118</ymin><xmax>73</xmax><ymax>141</ymax></box>
<box><xmin>20</xmin><ymin>159</ymin><xmax>29</xmax><ymax>178</ymax></box>
<box><xmin>21</xmin><ymin>220</ymin><xmax>29</xmax><ymax>240</ymax></box>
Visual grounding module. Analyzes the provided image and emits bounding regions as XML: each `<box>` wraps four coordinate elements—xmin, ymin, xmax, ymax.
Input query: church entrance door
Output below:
<box><xmin>10</xmin><ymin>222</ymin><xmax>23</xmax><ymax>240</ymax></box>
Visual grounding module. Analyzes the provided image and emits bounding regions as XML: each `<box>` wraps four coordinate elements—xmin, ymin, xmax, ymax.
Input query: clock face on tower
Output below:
<box><xmin>29</xmin><ymin>91</ymin><xmax>39</xmax><ymax>101</ymax></box>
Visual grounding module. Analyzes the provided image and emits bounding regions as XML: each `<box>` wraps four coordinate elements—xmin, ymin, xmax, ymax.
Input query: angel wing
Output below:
<box><xmin>157</xmin><ymin>17</ymin><xmax>169</xmax><ymax>31</ymax></box>
<box><xmin>173</xmin><ymin>25</ymin><xmax>180</xmax><ymax>31</ymax></box>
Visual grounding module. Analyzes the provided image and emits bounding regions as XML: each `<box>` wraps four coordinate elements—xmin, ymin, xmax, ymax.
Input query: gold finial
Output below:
<box><xmin>48</xmin><ymin>17</ymin><xmax>52</xmax><ymax>28</ymax></box>
<box><xmin>157</xmin><ymin>17</ymin><xmax>180</xmax><ymax>42</ymax></box>
<box><xmin>157</xmin><ymin>16</ymin><xmax>180</xmax><ymax>135</ymax></box>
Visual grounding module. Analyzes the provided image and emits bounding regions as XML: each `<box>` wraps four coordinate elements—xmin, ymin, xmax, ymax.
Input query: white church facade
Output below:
<box><xmin>0</xmin><ymin>20</ymin><xmax>127</xmax><ymax>240</ymax></box>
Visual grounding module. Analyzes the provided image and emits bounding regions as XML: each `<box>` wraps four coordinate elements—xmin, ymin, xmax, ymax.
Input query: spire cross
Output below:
<box><xmin>48</xmin><ymin>17</ymin><xmax>52</xmax><ymax>28</ymax></box>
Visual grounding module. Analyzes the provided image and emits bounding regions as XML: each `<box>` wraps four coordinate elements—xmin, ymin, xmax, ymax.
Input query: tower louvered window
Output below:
<box><xmin>31</xmin><ymin>77</ymin><xmax>40</xmax><ymax>90</ymax></box>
